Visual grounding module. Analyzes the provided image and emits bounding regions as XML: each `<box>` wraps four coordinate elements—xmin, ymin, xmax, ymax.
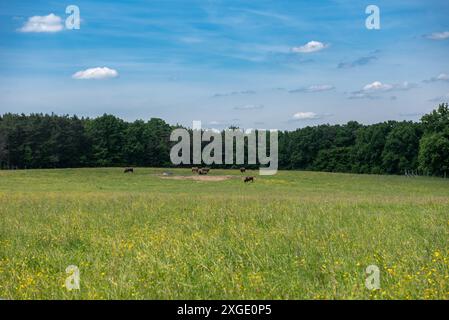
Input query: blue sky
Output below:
<box><xmin>0</xmin><ymin>0</ymin><xmax>448</xmax><ymax>129</ymax></box>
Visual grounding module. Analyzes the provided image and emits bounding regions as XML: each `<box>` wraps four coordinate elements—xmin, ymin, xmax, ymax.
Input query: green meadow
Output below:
<box><xmin>0</xmin><ymin>168</ymin><xmax>448</xmax><ymax>299</ymax></box>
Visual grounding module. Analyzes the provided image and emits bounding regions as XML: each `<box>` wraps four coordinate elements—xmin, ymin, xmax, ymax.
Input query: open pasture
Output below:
<box><xmin>0</xmin><ymin>168</ymin><xmax>448</xmax><ymax>299</ymax></box>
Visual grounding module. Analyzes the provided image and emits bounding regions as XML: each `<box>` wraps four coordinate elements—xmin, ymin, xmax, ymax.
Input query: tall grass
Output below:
<box><xmin>0</xmin><ymin>168</ymin><xmax>448</xmax><ymax>299</ymax></box>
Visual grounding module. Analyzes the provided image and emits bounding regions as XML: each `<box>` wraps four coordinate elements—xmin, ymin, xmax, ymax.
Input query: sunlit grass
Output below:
<box><xmin>0</xmin><ymin>168</ymin><xmax>448</xmax><ymax>299</ymax></box>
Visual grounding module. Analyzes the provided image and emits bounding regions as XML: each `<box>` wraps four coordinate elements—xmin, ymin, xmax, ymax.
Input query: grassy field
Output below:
<box><xmin>0</xmin><ymin>168</ymin><xmax>448</xmax><ymax>300</ymax></box>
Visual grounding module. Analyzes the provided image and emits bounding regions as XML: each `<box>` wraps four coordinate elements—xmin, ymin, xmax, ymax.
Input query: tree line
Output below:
<box><xmin>0</xmin><ymin>103</ymin><xmax>448</xmax><ymax>177</ymax></box>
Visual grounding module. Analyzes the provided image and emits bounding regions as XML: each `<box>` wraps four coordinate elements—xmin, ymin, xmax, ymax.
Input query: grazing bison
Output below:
<box><xmin>202</xmin><ymin>167</ymin><xmax>210</xmax><ymax>173</ymax></box>
<box><xmin>240</xmin><ymin>167</ymin><xmax>246</xmax><ymax>173</ymax></box>
<box><xmin>198</xmin><ymin>168</ymin><xmax>209</xmax><ymax>175</ymax></box>
<box><xmin>244</xmin><ymin>176</ymin><xmax>255</xmax><ymax>183</ymax></box>
<box><xmin>124</xmin><ymin>167</ymin><xmax>134</xmax><ymax>173</ymax></box>
<box><xmin>192</xmin><ymin>167</ymin><xmax>199</xmax><ymax>173</ymax></box>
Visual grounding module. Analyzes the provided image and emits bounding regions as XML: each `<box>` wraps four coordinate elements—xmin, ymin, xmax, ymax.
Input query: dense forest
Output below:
<box><xmin>1</xmin><ymin>103</ymin><xmax>448</xmax><ymax>177</ymax></box>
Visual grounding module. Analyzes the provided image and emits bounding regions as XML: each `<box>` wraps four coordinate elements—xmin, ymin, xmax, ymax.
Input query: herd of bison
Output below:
<box><xmin>123</xmin><ymin>167</ymin><xmax>255</xmax><ymax>183</ymax></box>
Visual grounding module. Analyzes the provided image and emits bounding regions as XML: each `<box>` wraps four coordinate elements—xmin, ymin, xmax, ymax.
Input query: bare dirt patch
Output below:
<box><xmin>160</xmin><ymin>175</ymin><xmax>233</xmax><ymax>182</ymax></box>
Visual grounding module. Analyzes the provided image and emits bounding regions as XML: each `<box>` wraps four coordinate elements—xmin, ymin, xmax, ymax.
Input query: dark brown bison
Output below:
<box><xmin>124</xmin><ymin>168</ymin><xmax>134</xmax><ymax>173</ymax></box>
<box><xmin>192</xmin><ymin>167</ymin><xmax>199</xmax><ymax>173</ymax></box>
<box><xmin>244</xmin><ymin>176</ymin><xmax>255</xmax><ymax>183</ymax></box>
<box><xmin>240</xmin><ymin>167</ymin><xmax>246</xmax><ymax>173</ymax></box>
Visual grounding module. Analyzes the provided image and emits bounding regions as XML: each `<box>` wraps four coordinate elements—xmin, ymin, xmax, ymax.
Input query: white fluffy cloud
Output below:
<box><xmin>292</xmin><ymin>112</ymin><xmax>321</xmax><ymax>120</ymax></box>
<box><xmin>363</xmin><ymin>81</ymin><xmax>393</xmax><ymax>92</ymax></box>
<box><xmin>363</xmin><ymin>81</ymin><xmax>416</xmax><ymax>92</ymax></box>
<box><xmin>19</xmin><ymin>13</ymin><xmax>63</xmax><ymax>33</ymax></box>
<box><xmin>426</xmin><ymin>31</ymin><xmax>449</xmax><ymax>40</ymax></box>
<box><xmin>291</xmin><ymin>41</ymin><xmax>328</xmax><ymax>53</ymax></box>
<box><xmin>72</xmin><ymin>67</ymin><xmax>119</xmax><ymax>80</ymax></box>
<box><xmin>349</xmin><ymin>81</ymin><xmax>417</xmax><ymax>99</ymax></box>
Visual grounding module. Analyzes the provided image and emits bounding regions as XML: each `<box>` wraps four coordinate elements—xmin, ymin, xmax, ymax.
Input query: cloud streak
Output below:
<box><xmin>429</xmin><ymin>93</ymin><xmax>449</xmax><ymax>102</ymax></box>
<box><xmin>212</xmin><ymin>90</ymin><xmax>256</xmax><ymax>98</ymax></box>
<box><xmin>234</xmin><ymin>104</ymin><xmax>264</xmax><ymax>110</ymax></box>
<box><xmin>424</xmin><ymin>73</ymin><xmax>449</xmax><ymax>83</ymax></box>
<box><xmin>289</xmin><ymin>84</ymin><xmax>335</xmax><ymax>93</ymax></box>
<box><xmin>338</xmin><ymin>56</ymin><xmax>377</xmax><ymax>69</ymax></box>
